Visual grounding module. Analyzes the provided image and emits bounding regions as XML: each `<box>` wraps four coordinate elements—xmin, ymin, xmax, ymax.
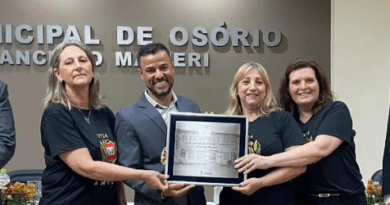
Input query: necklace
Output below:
<box><xmin>78</xmin><ymin>109</ymin><xmax>91</xmax><ymax>124</ymax></box>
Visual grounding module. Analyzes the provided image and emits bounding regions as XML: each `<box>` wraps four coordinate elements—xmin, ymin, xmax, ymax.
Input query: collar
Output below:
<box><xmin>144</xmin><ymin>90</ymin><xmax>177</xmax><ymax>108</ymax></box>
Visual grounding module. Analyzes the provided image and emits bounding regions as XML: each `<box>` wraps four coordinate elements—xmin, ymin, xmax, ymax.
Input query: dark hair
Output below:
<box><xmin>137</xmin><ymin>43</ymin><xmax>171</xmax><ymax>67</ymax></box>
<box><xmin>278</xmin><ymin>59</ymin><xmax>333</xmax><ymax>115</ymax></box>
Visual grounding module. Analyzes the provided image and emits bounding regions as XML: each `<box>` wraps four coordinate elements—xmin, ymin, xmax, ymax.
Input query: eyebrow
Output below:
<box><xmin>144</xmin><ymin>66</ymin><xmax>154</xmax><ymax>70</ymax></box>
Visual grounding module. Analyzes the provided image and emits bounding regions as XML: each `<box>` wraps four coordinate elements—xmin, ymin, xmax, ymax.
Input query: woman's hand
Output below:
<box><xmin>142</xmin><ymin>170</ymin><xmax>169</xmax><ymax>191</ymax></box>
<box><xmin>161</xmin><ymin>183</ymin><xmax>195</xmax><ymax>198</ymax></box>
<box><xmin>232</xmin><ymin>178</ymin><xmax>263</xmax><ymax>195</ymax></box>
<box><xmin>235</xmin><ymin>154</ymin><xmax>271</xmax><ymax>174</ymax></box>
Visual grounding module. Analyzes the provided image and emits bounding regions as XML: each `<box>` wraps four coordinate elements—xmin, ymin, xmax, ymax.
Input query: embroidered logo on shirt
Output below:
<box><xmin>98</xmin><ymin>133</ymin><xmax>117</xmax><ymax>163</ymax></box>
<box><xmin>248</xmin><ymin>135</ymin><xmax>261</xmax><ymax>155</ymax></box>
<box><xmin>303</xmin><ymin>131</ymin><xmax>314</xmax><ymax>143</ymax></box>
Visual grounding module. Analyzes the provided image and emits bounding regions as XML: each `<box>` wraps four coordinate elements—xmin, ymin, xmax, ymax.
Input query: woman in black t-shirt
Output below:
<box><xmin>235</xmin><ymin>59</ymin><xmax>366</xmax><ymax>205</ymax></box>
<box><xmin>39</xmin><ymin>42</ymin><xmax>168</xmax><ymax>205</ymax></box>
<box><xmin>219</xmin><ymin>62</ymin><xmax>306</xmax><ymax>205</ymax></box>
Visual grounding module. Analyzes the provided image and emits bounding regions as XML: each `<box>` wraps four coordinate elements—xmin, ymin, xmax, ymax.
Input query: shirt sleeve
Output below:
<box><xmin>279</xmin><ymin>111</ymin><xmax>305</xmax><ymax>149</ymax></box>
<box><xmin>0</xmin><ymin>82</ymin><xmax>15</xmax><ymax>168</ymax></box>
<box><xmin>103</xmin><ymin>106</ymin><xmax>116</xmax><ymax>137</ymax></box>
<box><xmin>41</xmin><ymin>104</ymin><xmax>86</xmax><ymax>158</ymax></box>
<box><xmin>316</xmin><ymin>101</ymin><xmax>355</xmax><ymax>145</ymax></box>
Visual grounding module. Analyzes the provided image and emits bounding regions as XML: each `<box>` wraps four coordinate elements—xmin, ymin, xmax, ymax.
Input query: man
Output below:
<box><xmin>115</xmin><ymin>43</ymin><xmax>206</xmax><ymax>205</ymax></box>
<box><xmin>0</xmin><ymin>79</ymin><xmax>15</xmax><ymax>169</ymax></box>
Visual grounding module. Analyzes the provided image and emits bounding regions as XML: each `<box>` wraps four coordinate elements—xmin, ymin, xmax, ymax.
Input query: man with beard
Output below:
<box><xmin>115</xmin><ymin>43</ymin><xmax>206</xmax><ymax>205</ymax></box>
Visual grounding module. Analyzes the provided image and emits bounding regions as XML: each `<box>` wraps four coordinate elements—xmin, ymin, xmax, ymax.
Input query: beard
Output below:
<box><xmin>147</xmin><ymin>78</ymin><xmax>174</xmax><ymax>97</ymax></box>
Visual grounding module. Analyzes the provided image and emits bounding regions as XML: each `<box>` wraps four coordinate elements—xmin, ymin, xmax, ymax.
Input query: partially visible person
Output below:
<box><xmin>235</xmin><ymin>59</ymin><xmax>366</xmax><ymax>205</ymax></box>
<box><xmin>219</xmin><ymin>62</ymin><xmax>306</xmax><ymax>205</ymax></box>
<box><xmin>115</xmin><ymin>43</ymin><xmax>206</xmax><ymax>205</ymax></box>
<box><xmin>39</xmin><ymin>41</ymin><xmax>167</xmax><ymax>205</ymax></box>
<box><xmin>0</xmin><ymin>79</ymin><xmax>15</xmax><ymax>169</ymax></box>
<box><xmin>383</xmin><ymin>107</ymin><xmax>390</xmax><ymax>205</ymax></box>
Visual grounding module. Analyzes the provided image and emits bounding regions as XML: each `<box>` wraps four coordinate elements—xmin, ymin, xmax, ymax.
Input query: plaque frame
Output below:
<box><xmin>165</xmin><ymin>112</ymin><xmax>248</xmax><ymax>186</ymax></box>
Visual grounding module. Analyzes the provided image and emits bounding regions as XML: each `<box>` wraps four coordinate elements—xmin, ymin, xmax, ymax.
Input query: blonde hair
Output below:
<box><xmin>225</xmin><ymin>62</ymin><xmax>281</xmax><ymax>116</ymax></box>
<box><xmin>43</xmin><ymin>41</ymin><xmax>104</xmax><ymax>110</ymax></box>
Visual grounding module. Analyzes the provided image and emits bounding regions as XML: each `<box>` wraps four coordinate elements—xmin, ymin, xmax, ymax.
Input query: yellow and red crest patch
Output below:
<box><xmin>100</xmin><ymin>139</ymin><xmax>117</xmax><ymax>163</ymax></box>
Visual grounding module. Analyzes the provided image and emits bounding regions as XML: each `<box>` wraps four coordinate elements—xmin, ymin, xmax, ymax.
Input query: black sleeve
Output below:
<box><xmin>41</xmin><ymin>104</ymin><xmax>86</xmax><ymax>158</ymax></box>
<box><xmin>317</xmin><ymin>102</ymin><xmax>355</xmax><ymax>145</ymax></box>
<box><xmin>279</xmin><ymin>111</ymin><xmax>305</xmax><ymax>149</ymax></box>
<box><xmin>103</xmin><ymin>106</ymin><xmax>116</xmax><ymax>138</ymax></box>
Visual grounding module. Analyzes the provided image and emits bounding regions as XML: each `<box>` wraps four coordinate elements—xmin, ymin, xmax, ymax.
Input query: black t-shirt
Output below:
<box><xmin>220</xmin><ymin>111</ymin><xmax>304</xmax><ymax>205</ymax></box>
<box><xmin>39</xmin><ymin>104</ymin><xmax>119</xmax><ymax>205</ymax></box>
<box><xmin>294</xmin><ymin>101</ymin><xmax>365</xmax><ymax>197</ymax></box>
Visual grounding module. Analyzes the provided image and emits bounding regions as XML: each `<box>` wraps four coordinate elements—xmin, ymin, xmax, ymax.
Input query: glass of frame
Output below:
<box><xmin>165</xmin><ymin>112</ymin><xmax>248</xmax><ymax>186</ymax></box>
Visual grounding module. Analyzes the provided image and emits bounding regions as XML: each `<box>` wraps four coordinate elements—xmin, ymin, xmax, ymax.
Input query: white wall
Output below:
<box><xmin>332</xmin><ymin>0</ymin><xmax>390</xmax><ymax>183</ymax></box>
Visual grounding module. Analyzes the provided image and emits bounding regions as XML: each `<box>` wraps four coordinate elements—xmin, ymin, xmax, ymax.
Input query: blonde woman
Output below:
<box><xmin>39</xmin><ymin>41</ymin><xmax>167</xmax><ymax>205</ymax></box>
<box><xmin>219</xmin><ymin>62</ymin><xmax>306</xmax><ymax>205</ymax></box>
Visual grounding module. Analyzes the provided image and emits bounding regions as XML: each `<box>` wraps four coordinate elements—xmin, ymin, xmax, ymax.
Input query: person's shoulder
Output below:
<box><xmin>99</xmin><ymin>105</ymin><xmax>114</xmax><ymax>115</ymax></box>
<box><xmin>177</xmin><ymin>95</ymin><xmax>198</xmax><ymax>105</ymax></box>
<box><xmin>0</xmin><ymin>79</ymin><xmax>5</xmax><ymax>88</ymax></box>
<box><xmin>267</xmin><ymin>110</ymin><xmax>296</xmax><ymax>125</ymax></box>
<box><xmin>323</xmin><ymin>101</ymin><xmax>349</xmax><ymax>112</ymax></box>
<box><xmin>332</xmin><ymin>101</ymin><xmax>347</xmax><ymax>107</ymax></box>
<box><xmin>43</xmin><ymin>103</ymin><xmax>68</xmax><ymax>114</ymax></box>
<box><xmin>268</xmin><ymin>110</ymin><xmax>291</xmax><ymax>119</ymax></box>
<box><xmin>99</xmin><ymin>105</ymin><xmax>112</xmax><ymax>113</ymax></box>
<box><xmin>42</xmin><ymin>103</ymin><xmax>71</xmax><ymax>121</ymax></box>
<box><xmin>116</xmin><ymin>101</ymin><xmax>141</xmax><ymax>119</ymax></box>
<box><xmin>177</xmin><ymin>95</ymin><xmax>194</xmax><ymax>101</ymax></box>
<box><xmin>177</xmin><ymin>95</ymin><xmax>201</xmax><ymax>112</ymax></box>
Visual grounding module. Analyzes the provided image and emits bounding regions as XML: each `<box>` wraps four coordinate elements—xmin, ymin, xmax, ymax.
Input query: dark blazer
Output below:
<box><xmin>383</xmin><ymin>106</ymin><xmax>390</xmax><ymax>195</ymax></box>
<box><xmin>115</xmin><ymin>93</ymin><xmax>206</xmax><ymax>205</ymax></box>
<box><xmin>0</xmin><ymin>80</ymin><xmax>15</xmax><ymax>168</ymax></box>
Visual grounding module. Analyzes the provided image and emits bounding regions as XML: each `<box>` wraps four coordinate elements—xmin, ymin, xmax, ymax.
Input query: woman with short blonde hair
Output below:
<box><xmin>225</xmin><ymin>62</ymin><xmax>281</xmax><ymax>116</ymax></box>
<box><xmin>220</xmin><ymin>62</ymin><xmax>305</xmax><ymax>205</ymax></box>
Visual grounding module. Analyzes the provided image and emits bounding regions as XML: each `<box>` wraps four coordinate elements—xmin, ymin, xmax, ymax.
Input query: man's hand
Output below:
<box><xmin>143</xmin><ymin>170</ymin><xmax>169</xmax><ymax>190</ymax></box>
<box><xmin>161</xmin><ymin>183</ymin><xmax>195</xmax><ymax>198</ymax></box>
<box><xmin>235</xmin><ymin>154</ymin><xmax>270</xmax><ymax>174</ymax></box>
<box><xmin>232</xmin><ymin>178</ymin><xmax>262</xmax><ymax>195</ymax></box>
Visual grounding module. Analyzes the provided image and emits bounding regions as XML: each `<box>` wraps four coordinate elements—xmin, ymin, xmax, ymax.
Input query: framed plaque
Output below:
<box><xmin>165</xmin><ymin>112</ymin><xmax>248</xmax><ymax>186</ymax></box>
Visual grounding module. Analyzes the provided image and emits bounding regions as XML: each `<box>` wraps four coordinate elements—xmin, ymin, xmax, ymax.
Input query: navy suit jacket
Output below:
<box><xmin>384</xmin><ymin>106</ymin><xmax>390</xmax><ymax>195</ymax></box>
<box><xmin>0</xmin><ymin>80</ymin><xmax>15</xmax><ymax>168</ymax></box>
<box><xmin>115</xmin><ymin>93</ymin><xmax>206</xmax><ymax>205</ymax></box>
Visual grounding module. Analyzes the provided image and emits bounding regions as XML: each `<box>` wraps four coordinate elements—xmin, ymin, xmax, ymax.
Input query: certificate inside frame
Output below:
<box><xmin>165</xmin><ymin>113</ymin><xmax>248</xmax><ymax>187</ymax></box>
